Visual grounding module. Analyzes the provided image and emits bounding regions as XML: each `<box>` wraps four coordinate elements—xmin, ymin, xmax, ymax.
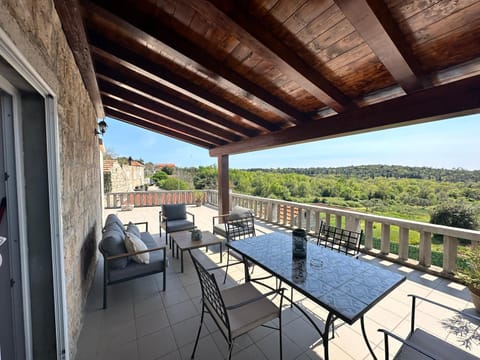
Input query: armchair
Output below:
<box><xmin>159</xmin><ymin>204</ymin><xmax>195</xmax><ymax>247</ymax></box>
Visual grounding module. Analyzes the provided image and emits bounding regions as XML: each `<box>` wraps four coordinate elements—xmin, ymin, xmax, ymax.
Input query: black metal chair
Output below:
<box><xmin>189</xmin><ymin>251</ymin><xmax>284</xmax><ymax>360</ymax></box>
<box><xmin>223</xmin><ymin>211</ymin><xmax>256</xmax><ymax>283</ymax></box>
<box><xmin>378</xmin><ymin>294</ymin><xmax>480</xmax><ymax>360</ymax></box>
<box><xmin>317</xmin><ymin>225</ymin><xmax>363</xmax><ymax>257</ymax></box>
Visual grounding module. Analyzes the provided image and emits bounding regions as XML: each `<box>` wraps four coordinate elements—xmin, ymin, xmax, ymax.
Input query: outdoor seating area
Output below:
<box><xmin>75</xmin><ymin>205</ymin><xmax>480</xmax><ymax>360</ymax></box>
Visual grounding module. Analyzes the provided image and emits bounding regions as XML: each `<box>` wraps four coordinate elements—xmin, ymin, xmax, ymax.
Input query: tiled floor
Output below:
<box><xmin>75</xmin><ymin>205</ymin><xmax>479</xmax><ymax>359</ymax></box>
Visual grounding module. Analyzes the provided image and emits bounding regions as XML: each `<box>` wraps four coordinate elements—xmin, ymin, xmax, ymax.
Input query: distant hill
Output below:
<box><xmin>243</xmin><ymin>165</ymin><xmax>480</xmax><ymax>183</ymax></box>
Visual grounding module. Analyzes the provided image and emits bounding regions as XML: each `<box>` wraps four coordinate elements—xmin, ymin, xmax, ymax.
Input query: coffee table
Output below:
<box><xmin>171</xmin><ymin>230</ymin><xmax>223</xmax><ymax>272</ymax></box>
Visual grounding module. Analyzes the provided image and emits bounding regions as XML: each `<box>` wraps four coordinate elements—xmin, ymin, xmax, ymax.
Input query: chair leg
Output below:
<box><xmin>227</xmin><ymin>342</ymin><xmax>234</xmax><ymax>360</ymax></box>
<box><xmin>223</xmin><ymin>248</ymin><xmax>231</xmax><ymax>284</ymax></box>
<box><xmin>191</xmin><ymin>305</ymin><xmax>205</xmax><ymax>359</ymax></box>
<box><xmin>279</xmin><ymin>312</ymin><xmax>283</xmax><ymax>360</ymax></box>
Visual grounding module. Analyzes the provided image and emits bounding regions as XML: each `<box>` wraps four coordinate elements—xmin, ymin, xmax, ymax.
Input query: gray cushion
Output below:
<box><xmin>104</xmin><ymin>214</ymin><xmax>125</xmax><ymax>232</ymax></box>
<box><xmin>109</xmin><ymin>232</ymin><xmax>165</xmax><ymax>283</ymax></box>
<box><xmin>162</xmin><ymin>204</ymin><xmax>187</xmax><ymax>220</ymax></box>
<box><xmin>165</xmin><ymin>219</ymin><xmax>195</xmax><ymax>233</ymax></box>
<box><xmin>101</xmin><ymin>226</ymin><xmax>128</xmax><ymax>269</ymax></box>
<box><xmin>228</xmin><ymin>206</ymin><xmax>253</xmax><ymax>221</ymax></box>
<box><xmin>126</xmin><ymin>222</ymin><xmax>141</xmax><ymax>239</ymax></box>
<box><xmin>395</xmin><ymin>328</ymin><xmax>479</xmax><ymax>360</ymax></box>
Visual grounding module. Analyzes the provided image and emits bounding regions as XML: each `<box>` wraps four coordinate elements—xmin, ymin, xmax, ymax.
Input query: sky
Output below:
<box><xmin>101</xmin><ymin>113</ymin><xmax>480</xmax><ymax>170</ymax></box>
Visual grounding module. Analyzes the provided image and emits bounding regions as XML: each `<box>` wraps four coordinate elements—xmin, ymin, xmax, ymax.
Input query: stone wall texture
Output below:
<box><xmin>0</xmin><ymin>1</ymin><xmax>102</xmax><ymax>358</ymax></box>
<box><xmin>110</xmin><ymin>162</ymin><xmax>145</xmax><ymax>192</ymax></box>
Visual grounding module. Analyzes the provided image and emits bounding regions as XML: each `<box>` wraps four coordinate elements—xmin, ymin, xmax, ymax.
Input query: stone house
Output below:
<box><xmin>0</xmin><ymin>1</ymin><xmax>102</xmax><ymax>359</ymax></box>
<box><xmin>104</xmin><ymin>158</ymin><xmax>145</xmax><ymax>192</ymax></box>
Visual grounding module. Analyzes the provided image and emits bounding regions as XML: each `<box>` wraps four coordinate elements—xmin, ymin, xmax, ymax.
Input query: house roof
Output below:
<box><xmin>55</xmin><ymin>0</ymin><xmax>480</xmax><ymax>157</ymax></box>
<box><xmin>103</xmin><ymin>159</ymin><xmax>115</xmax><ymax>172</ymax></box>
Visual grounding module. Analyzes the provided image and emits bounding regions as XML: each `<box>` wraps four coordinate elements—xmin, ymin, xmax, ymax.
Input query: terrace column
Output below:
<box><xmin>217</xmin><ymin>155</ymin><xmax>230</xmax><ymax>217</ymax></box>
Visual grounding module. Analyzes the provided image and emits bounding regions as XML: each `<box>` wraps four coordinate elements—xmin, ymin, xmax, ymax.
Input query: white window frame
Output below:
<box><xmin>0</xmin><ymin>27</ymin><xmax>69</xmax><ymax>360</ymax></box>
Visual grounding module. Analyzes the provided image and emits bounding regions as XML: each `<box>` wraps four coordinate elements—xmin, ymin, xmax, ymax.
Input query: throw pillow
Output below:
<box><xmin>124</xmin><ymin>231</ymin><xmax>150</xmax><ymax>264</ymax></box>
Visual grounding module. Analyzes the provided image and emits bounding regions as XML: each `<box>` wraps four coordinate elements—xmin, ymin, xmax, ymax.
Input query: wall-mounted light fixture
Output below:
<box><xmin>95</xmin><ymin>119</ymin><xmax>108</xmax><ymax>136</ymax></box>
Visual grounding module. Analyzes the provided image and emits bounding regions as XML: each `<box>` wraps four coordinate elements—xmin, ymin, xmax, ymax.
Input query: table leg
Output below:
<box><xmin>219</xmin><ymin>243</ymin><xmax>222</xmax><ymax>263</ymax></box>
<box><xmin>322</xmin><ymin>312</ymin><xmax>335</xmax><ymax>360</ymax></box>
<box><xmin>360</xmin><ymin>316</ymin><xmax>377</xmax><ymax>360</ymax></box>
<box><xmin>181</xmin><ymin>249</ymin><xmax>184</xmax><ymax>273</ymax></box>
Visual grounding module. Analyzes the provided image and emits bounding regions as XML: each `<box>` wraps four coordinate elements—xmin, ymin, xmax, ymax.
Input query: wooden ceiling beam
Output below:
<box><xmin>335</xmin><ymin>0</ymin><xmax>428</xmax><ymax>93</ymax></box>
<box><xmin>201</xmin><ymin>0</ymin><xmax>355</xmax><ymax>113</ymax></box>
<box><xmin>92</xmin><ymin>59</ymin><xmax>256</xmax><ymax>138</ymax></box>
<box><xmin>102</xmin><ymin>96</ymin><xmax>226</xmax><ymax>147</ymax></box>
<box><xmin>53</xmin><ymin>0</ymin><xmax>104</xmax><ymax>117</ymax></box>
<box><xmin>105</xmin><ymin>108</ymin><xmax>213</xmax><ymax>149</ymax></box>
<box><xmin>210</xmin><ymin>75</ymin><xmax>480</xmax><ymax>156</ymax></box>
<box><xmin>82</xmin><ymin>0</ymin><xmax>306</xmax><ymax>126</ymax></box>
<box><xmin>88</xmin><ymin>40</ymin><xmax>279</xmax><ymax>133</ymax></box>
<box><xmin>98</xmin><ymin>78</ymin><xmax>239</xmax><ymax>143</ymax></box>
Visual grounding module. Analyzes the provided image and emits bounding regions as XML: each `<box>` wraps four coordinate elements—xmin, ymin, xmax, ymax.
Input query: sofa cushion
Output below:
<box><xmin>162</xmin><ymin>204</ymin><xmax>187</xmax><ymax>220</ymax></box>
<box><xmin>125</xmin><ymin>231</ymin><xmax>149</xmax><ymax>264</ymax></box>
<box><xmin>104</xmin><ymin>213</ymin><xmax>125</xmax><ymax>232</ymax></box>
<box><xmin>126</xmin><ymin>222</ymin><xmax>141</xmax><ymax>239</ymax></box>
<box><xmin>101</xmin><ymin>227</ymin><xmax>128</xmax><ymax>269</ymax></box>
<box><xmin>109</xmin><ymin>233</ymin><xmax>165</xmax><ymax>283</ymax></box>
<box><xmin>228</xmin><ymin>206</ymin><xmax>253</xmax><ymax>221</ymax></box>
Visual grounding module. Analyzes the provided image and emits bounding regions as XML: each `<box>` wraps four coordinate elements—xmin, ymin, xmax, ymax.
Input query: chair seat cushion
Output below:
<box><xmin>109</xmin><ymin>232</ymin><xmax>165</xmax><ymax>283</ymax></box>
<box><xmin>395</xmin><ymin>328</ymin><xmax>479</xmax><ymax>360</ymax></box>
<box><xmin>213</xmin><ymin>224</ymin><xmax>227</xmax><ymax>238</ymax></box>
<box><xmin>221</xmin><ymin>283</ymin><xmax>279</xmax><ymax>339</ymax></box>
<box><xmin>165</xmin><ymin>219</ymin><xmax>195</xmax><ymax>233</ymax></box>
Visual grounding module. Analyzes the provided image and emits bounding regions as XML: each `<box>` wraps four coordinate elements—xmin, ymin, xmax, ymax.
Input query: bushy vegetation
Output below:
<box><xmin>180</xmin><ymin>165</ymin><xmax>480</xmax><ymax>230</ymax></box>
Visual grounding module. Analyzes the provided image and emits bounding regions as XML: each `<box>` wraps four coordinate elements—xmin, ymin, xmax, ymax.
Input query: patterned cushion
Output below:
<box><xmin>125</xmin><ymin>231</ymin><xmax>149</xmax><ymax>264</ymax></box>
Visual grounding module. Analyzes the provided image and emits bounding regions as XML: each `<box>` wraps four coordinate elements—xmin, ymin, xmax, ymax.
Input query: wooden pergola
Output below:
<box><xmin>55</xmin><ymin>0</ymin><xmax>480</xmax><ymax>214</ymax></box>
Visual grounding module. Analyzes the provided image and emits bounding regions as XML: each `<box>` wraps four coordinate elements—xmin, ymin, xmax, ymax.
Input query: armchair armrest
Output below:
<box><xmin>212</xmin><ymin>213</ymin><xmax>230</xmax><ymax>226</ymax></box>
<box><xmin>186</xmin><ymin>211</ymin><xmax>195</xmax><ymax>224</ymax></box>
<box><xmin>106</xmin><ymin>244</ymin><xmax>166</xmax><ymax>261</ymax></box>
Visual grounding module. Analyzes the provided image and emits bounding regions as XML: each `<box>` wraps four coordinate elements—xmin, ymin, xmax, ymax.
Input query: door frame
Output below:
<box><xmin>0</xmin><ymin>27</ymin><xmax>69</xmax><ymax>360</ymax></box>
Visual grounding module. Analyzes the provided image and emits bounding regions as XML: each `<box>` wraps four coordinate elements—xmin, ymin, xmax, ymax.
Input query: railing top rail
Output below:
<box><xmin>229</xmin><ymin>192</ymin><xmax>480</xmax><ymax>241</ymax></box>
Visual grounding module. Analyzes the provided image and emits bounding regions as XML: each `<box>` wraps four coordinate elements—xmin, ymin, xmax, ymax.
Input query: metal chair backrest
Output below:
<box><xmin>190</xmin><ymin>252</ymin><xmax>230</xmax><ymax>336</ymax></box>
<box><xmin>318</xmin><ymin>225</ymin><xmax>363</xmax><ymax>256</ymax></box>
<box><xmin>225</xmin><ymin>214</ymin><xmax>256</xmax><ymax>241</ymax></box>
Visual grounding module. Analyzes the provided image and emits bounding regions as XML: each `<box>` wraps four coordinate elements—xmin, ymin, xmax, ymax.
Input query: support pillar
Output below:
<box><xmin>217</xmin><ymin>155</ymin><xmax>229</xmax><ymax>217</ymax></box>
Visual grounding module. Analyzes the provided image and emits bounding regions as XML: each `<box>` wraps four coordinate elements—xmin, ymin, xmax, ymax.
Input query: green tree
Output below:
<box><xmin>152</xmin><ymin>171</ymin><xmax>168</xmax><ymax>186</ymax></box>
<box><xmin>159</xmin><ymin>177</ymin><xmax>191</xmax><ymax>190</ymax></box>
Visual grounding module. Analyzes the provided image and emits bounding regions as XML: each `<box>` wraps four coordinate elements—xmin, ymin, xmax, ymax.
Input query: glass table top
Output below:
<box><xmin>228</xmin><ymin>232</ymin><xmax>406</xmax><ymax>323</ymax></box>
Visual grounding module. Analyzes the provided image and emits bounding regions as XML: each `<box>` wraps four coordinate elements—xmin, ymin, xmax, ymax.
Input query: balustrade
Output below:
<box><xmin>105</xmin><ymin>189</ymin><xmax>480</xmax><ymax>279</ymax></box>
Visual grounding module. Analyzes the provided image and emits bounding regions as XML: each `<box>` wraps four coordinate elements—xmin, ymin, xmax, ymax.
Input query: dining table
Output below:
<box><xmin>227</xmin><ymin>231</ymin><xmax>406</xmax><ymax>360</ymax></box>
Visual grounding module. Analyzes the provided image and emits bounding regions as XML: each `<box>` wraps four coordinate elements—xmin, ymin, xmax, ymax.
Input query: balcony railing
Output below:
<box><xmin>104</xmin><ymin>190</ymin><xmax>480</xmax><ymax>279</ymax></box>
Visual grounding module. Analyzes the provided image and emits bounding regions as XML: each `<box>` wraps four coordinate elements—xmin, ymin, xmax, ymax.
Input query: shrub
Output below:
<box><xmin>430</xmin><ymin>203</ymin><xmax>478</xmax><ymax>230</ymax></box>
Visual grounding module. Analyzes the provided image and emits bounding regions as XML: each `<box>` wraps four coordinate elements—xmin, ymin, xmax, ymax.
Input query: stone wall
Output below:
<box><xmin>109</xmin><ymin>162</ymin><xmax>145</xmax><ymax>192</ymax></box>
<box><xmin>0</xmin><ymin>1</ymin><xmax>102</xmax><ymax>358</ymax></box>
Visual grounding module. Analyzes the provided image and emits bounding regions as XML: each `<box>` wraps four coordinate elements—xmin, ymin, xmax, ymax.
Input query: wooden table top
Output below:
<box><xmin>171</xmin><ymin>230</ymin><xmax>222</xmax><ymax>250</ymax></box>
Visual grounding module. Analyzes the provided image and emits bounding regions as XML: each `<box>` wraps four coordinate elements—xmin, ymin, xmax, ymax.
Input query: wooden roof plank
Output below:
<box><xmin>201</xmin><ymin>0</ymin><xmax>355</xmax><ymax>112</ymax></box>
<box><xmin>335</xmin><ymin>0</ymin><xmax>429</xmax><ymax>92</ymax></box>
<box><xmin>82</xmin><ymin>0</ymin><xmax>306</xmax><ymax>126</ymax></box>
<box><xmin>87</xmin><ymin>39</ymin><xmax>279</xmax><ymax>132</ymax></box>
<box><xmin>210</xmin><ymin>75</ymin><xmax>480</xmax><ymax>156</ymax></box>
<box><xmin>94</xmin><ymin>65</ymin><xmax>255</xmax><ymax>139</ymax></box>
<box><xmin>105</xmin><ymin>108</ymin><xmax>213</xmax><ymax>149</ymax></box>
<box><xmin>53</xmin><ymin>0</ymin><xmax>104</xmax><ymax>117</ymax></box>
<box><xmin>102</xmin><ymin>96</ymin><xmax>226</xmax><ymax>147</ymax></box>
<box><xmin>98</xmin><ymin>79</ymin><xmax>240</xmax><ymax>143</ymax></box>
